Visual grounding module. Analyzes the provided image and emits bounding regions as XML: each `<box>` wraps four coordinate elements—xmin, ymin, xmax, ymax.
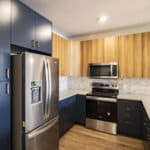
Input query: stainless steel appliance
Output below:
<box><xmin>88</xmin><ymin>62</ymin><xmax>118</xmax><ymax>79</ymax></box>
<box><xmin>86</xmin><ymin>82</ymin><xmax>118</xmax><ymax>135</ymax></box>
<box><xmin>12</xmin><ymin>52</ymin><xmax>59</xmax><ymax>150</ymax></box>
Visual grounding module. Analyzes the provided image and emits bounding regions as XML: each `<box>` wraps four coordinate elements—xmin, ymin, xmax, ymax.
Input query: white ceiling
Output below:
<box><xmin>21</xmin><ymin>0</ymin><xmax>150</xmax><ymax>39</ymax></box>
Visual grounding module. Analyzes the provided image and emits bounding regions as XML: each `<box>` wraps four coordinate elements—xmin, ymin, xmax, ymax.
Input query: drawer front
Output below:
<box><xmin>118</xmin><ymin>100</ymin><xmax>140</xmax><ymax>113</ymax></box>
<box><xmin>118</xmin><ymin>100</ymin><xmax>141</xmax><ymax>122</ymax></box>
<box><xmin>118</xmin><ymin>119</ymin><xmax>141</xmax><ymax>138</ymax></box>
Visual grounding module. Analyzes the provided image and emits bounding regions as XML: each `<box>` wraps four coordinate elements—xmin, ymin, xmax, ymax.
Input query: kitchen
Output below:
<box><xmin>0</xmin><ymin>0</ymin><xmax>150</xmax><ymax>150</ymax></box>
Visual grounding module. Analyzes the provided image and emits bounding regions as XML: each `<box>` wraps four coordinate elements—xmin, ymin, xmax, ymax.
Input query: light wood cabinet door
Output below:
<box><xmin>142</xmin><ymin>32</ymin><xmax>150</xmax><ymax>78</ymax></box>
<box><xmin>52</xmin><ymin>33</ymin><xmax>68</xmax><ymax>76</ymax></box>
<box><xmin>104</xmin><ymin>37</ymin><xmax>118</xmax><ymax>63</ymax></box>
<box><xmin>118</xmin><ymin>35</ymin><xmax>134</xmax><ymax>77</ymax></box>
<box><xmin>134</xmin><ymin>33</ymin><xmax>142</xmax><ymax>78</ymax></box>
<box><xmin>118</xmin><ymin>34</ymin><xmax>143</xmax><ymax>78</ymax></box>
<box><xmin>52</xmin><ymin>33</ymin><xmax>81</xmax><ymax>76</ymax></box>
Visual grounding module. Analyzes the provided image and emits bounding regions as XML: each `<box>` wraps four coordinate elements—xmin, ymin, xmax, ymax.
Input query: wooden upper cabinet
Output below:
<box><xmin>142</xmin><ymin>32</ymin><xmax>150</xmax><ymax>78</ymax></box>
<box><xmin>81</xmin><ymin>41</ymin><xmax>88</xmax><ymax>76</ymax></box>
<box><xmin>81</xmin><ymin>37</ymin><xmax>119</xmax><ymax>76</ymax></box>
<box><xmin>81</xmin><ymin>39</ymin><xmax>105</xmax><ymax>76</ymax></box>
<box><xmin>53</xmin><ymin>32</ymin><xmax>150</xmax><ymax>78</ymax></box>
<box><xmin>96</xmin><ymin>39</ymin><xmax>104</xmax><ymax>63</ymax></box>
<box><xmin>52</xmin><ymin>33</ymin><xmax>81</xmax><ymax>76</ymax></box>
<box><xmin>118</xmin><ymin>34</ymin><xmax>143</xmax><ymax>78</ymax></box>
<box><xmin>104</xmin><ymin>37</ymin><xmax>118</xmax><ymax>63</ymax></box>
<box><xmin>118</xmin><ymin>35</ymin><xmax>134</xmax><ymax>77</ymax></box>
<box><xmin>134</xmin><ymin>34</ymin><xmax>142</xmax><ymax>78</ymax></box>
<box><xmin>67</xmin><ymin>41</ymin><xmax>81</xmax><ymax>76</ymax></box>
<box><xmin>52</xmin><ymin>33</ymin><xmax>67</xmax><ymax>76</ymax></box>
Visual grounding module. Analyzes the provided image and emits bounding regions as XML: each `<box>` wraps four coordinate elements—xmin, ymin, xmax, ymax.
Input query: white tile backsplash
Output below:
<box><xmin>59</xmin><ymin>76</ymin><xmax>68</xmax><ymax>91</ymax></box>
<box><xmin>59</xmin><ymin>76</ymin><xmax>150</xmax><ymax>95</ymax></box>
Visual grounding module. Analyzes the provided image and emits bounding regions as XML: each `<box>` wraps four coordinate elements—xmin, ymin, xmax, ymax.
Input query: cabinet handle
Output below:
<box><xmin>36</xmin><ymin>41</ymin><xmax>40</xmax><ymax>48</ymax></box>
<box><xmin>31</xmin><ymin>40</ymin><xmax>35</xmax><ymax>48</ymax></box>
<box><xmin>6</xmin><ymin>68</ymin><xmax>10</xmax><ymax>80</ymax></box>
<box><xmin>6</xmin><ymin>83</ymin><xmax>10</xmax><ymax>95</ymax></box>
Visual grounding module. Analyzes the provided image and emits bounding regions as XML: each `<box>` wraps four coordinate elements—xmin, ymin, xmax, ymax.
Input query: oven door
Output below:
<box><xmin>86</xmin><ymin>96</ymin><xmax>117</xmax><ymax>123</ymax></box>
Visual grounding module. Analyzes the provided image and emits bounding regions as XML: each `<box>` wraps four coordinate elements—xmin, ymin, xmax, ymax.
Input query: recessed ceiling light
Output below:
<box><xmin>99</xmin><ymin>16</ymin><xmax>108</xmax><ymax>23</ymax></box>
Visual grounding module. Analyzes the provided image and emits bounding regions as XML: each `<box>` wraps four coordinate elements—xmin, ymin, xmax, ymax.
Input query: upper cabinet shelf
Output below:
<box><xmin>11</xmin><ymin>1</ymin><xmax>52</xmax><ymax>55</ymax></box>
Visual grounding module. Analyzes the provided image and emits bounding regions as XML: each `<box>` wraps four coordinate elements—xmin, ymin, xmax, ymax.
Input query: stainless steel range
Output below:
<box><xmin>86</xmin><ymin>82</ymin><xmax>119</xmax><ymax>135</ymax></box>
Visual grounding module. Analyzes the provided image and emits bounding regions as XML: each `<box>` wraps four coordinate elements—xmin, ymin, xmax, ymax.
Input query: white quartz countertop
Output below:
<box><xmin>118</xmin><ymin>94</ymin><xmax>150</xmax><ymax>119</ymax></box>
<box><xmin>59</xmin><ymin>89</ymin><xmax>90</xmax><ymax>101</ymax></box>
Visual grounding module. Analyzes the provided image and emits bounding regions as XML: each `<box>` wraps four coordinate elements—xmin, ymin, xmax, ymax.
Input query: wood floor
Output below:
<box><xmin>59</xmin><ymin>125</ymin><xmax>144</xmax><ymax>150</ymax></box>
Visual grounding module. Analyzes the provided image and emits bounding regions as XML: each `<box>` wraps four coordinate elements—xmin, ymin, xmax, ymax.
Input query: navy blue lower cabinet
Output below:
<box><xmin>117</xmin><ymin>99</ymin><xmax>143</xmax><ymax>139</ymax></box>
<box><xmin>76</xmin><ymin>95</ymin><xmax>86</xmax><ymax>125</ymax></box>
<box><xmin>59</xmin><ymin>96</ymin><xmax>76</xmax><ymax>137</ymax></box>
<box><xmin>142</xmin><ymin>105</ymin><xmax>150</xmax><ymax>140</ymax></box>
<box><xmin>0</xmin><ymin>81</ymin><xmax>10</xmax><ymax>150</ymax></box>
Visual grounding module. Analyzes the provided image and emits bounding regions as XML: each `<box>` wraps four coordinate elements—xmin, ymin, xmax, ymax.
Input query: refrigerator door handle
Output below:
<box><xmin>44</xmin><ymin>60</ymin><xmax>49</xmax><ymax>118</ymax></box>
<box><xmin>47</xmin><ymin>60</ymin><xmax>52</xmax><ymax>117</ymax></box>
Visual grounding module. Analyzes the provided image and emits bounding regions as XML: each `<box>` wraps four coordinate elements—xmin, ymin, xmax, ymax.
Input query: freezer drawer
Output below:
<box><xmin>26</xmin><ymin>117</ymin><xmax>59</xmax><ymax>150</ymax></box>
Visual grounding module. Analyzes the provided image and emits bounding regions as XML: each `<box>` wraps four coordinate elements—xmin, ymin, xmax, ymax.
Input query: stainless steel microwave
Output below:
<box><xmin>88</xmin><ymin>62</ymin><xmax>118</xmax><ymax>79</ymax></box>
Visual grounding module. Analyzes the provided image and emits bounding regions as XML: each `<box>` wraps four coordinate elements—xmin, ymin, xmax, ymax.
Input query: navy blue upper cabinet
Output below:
<box><xmin>11</xmin><ymin>1</ymin><xmax>52</xmax><ymax>54</ymax></box>
<box><xmin>11</xmin><ymin>1</ymin><xmax>35</xmax><ymax>49</ymax></box>
<box><xmin>35</xmin><ymin>14</ymin><xmax>52</xmax><ymax>54</ymax></box>
<box><xmin>0</xmin><ymin>82</ymin><xmax>10</xmax><ymax>150</ymax></box>
<box><xmin>0</xmin><ymin>0</ymin><xmax>11</xmax><ymax>82</ymax></box>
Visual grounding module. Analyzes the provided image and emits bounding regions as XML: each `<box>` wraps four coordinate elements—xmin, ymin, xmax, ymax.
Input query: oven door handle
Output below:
<box><xmin>86</xmin><ymin>96</ymin><xmax>117</xmax><ymax>102</ymax></box>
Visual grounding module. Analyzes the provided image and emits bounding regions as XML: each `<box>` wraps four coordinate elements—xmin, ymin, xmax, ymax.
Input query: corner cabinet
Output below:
<box><xmin>11</xmin><ymin>0</ymin><xmax>52</xmax><ymax>55</ymax></box>
<box><xmin>76</xmin><ymin>95</ymin><xmax>86</xmax><ymax>125</ymax></box>
<box><xmin>59</xmin><ymin>94</ymin><xmax>86</xmax><ymax>137</ymax></box>
<box><xmin>59</xmin><ymin>96</ymin><xmax>76</xmax><ymax>137</ymax></box>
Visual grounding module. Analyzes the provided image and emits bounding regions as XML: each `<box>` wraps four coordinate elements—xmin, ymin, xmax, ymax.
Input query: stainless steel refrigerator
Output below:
<box><xmin>12</xmin><ymin>52</ymin><xmax>59</xmax><ymax>150</ymax></box>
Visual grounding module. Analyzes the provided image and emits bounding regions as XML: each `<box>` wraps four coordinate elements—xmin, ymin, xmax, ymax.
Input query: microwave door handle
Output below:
<box><xmin>47</xmin><ymin>60</ymin><xmax>52</xmax><ymax>118</ymax></box>
<box><xmin>110</xmin><ymin>65</ymin><xmax>113</xmax><ymax>76</ymax></box>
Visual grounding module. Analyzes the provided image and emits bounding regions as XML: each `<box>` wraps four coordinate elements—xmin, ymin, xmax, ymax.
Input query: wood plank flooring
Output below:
<box><xmin>59</xmin><ymin>125</ymin><xmax>144</xmax><ymax>150</ymax></box>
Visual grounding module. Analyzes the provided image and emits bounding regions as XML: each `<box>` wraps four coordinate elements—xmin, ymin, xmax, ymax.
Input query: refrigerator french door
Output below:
<box><xmin>12</xmin><ymin>52</ymin><xmax>59</xmax><ymax>150</ymax></box>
